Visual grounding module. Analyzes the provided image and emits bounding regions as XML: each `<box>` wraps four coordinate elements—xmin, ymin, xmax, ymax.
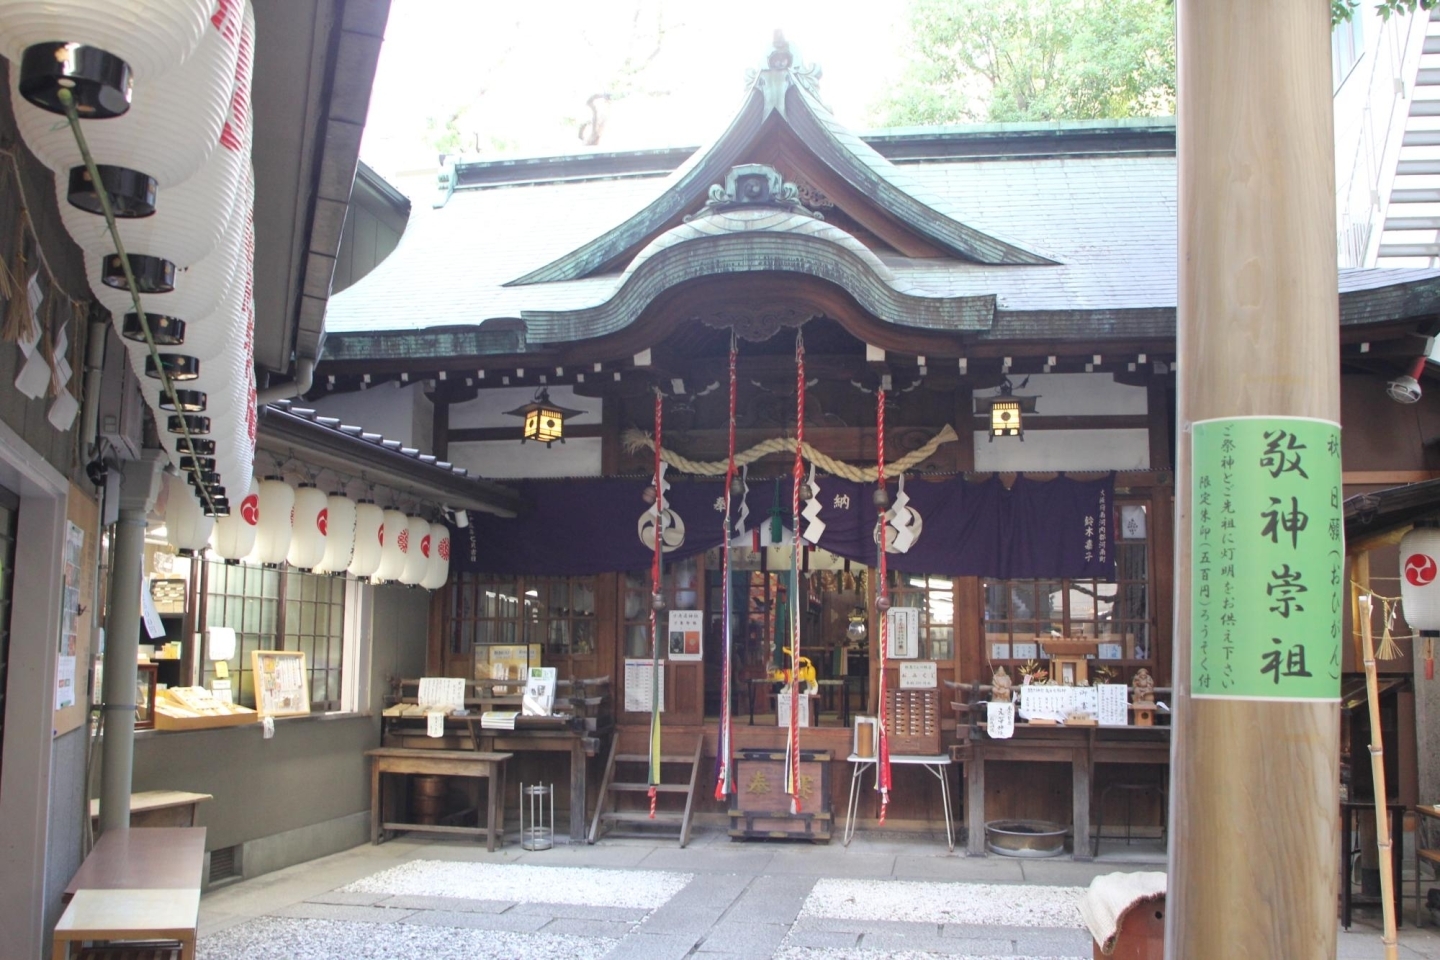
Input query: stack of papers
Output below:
<box><xmin>480</xmin><ymin>711</ymin><xmax>519</xmax><ymax>730</ymax></box>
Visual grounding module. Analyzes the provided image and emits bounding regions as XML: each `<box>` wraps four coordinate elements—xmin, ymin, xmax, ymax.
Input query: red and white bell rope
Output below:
<box><xmin>876</xmin><ymin>383</ymin><xmax>893</xmax><ymax>823</ymax></box>
<box><xmin>785</xmin><ymin>329</ymin><xmax>805</xmax><ymax>814</ymax></box>
<box><xmin>714</xmin><ymin>331</ymin><xmax>738</xmax><ymax>801</ymax></box>
<box><xmin>647</xmin><ymin>388</ymin><xmax>664</xmax><ymax>819</ymax></box>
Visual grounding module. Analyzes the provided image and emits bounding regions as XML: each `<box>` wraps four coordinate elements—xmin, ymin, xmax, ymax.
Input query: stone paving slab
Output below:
<box><xmin>512</xmin><ymin>901</ymin><xmax>652</xmax><ymax>921</ymax></box>
<box><xmin>697</xmin><ymin>920</ymin><xmax>792</xmax><ymax>953</ymax></box>
<box><xmin>374</xmin><ymin>893</ymin><xmax>515</xmax><ymax>913</ymax></box>
<box><xmin>303</xmin><ymin>891</ymin><xmax>391</xmax><ymax>906</ymax></box>
<box><xmin>400</xmin><ymin>908</ymin><xmax>551</xmax><ymax>932</ymax></box>
<box><xmin>539</xmin><ymin>916</ymin><xmax>637</xmax><ymax>938</ymax></box>
<box><xmin>858</xmin><ymin>931</ymin><xmax>1014</xmax><ymax>955</ymax></box>
<box><xmin>781</xmin><ymin>929</ymin><xmax>863</xmax><ymax>950</ymax></box>
<box><xmin>270</xmin><ymin>903</ymin><xmax>417</xmax><ymax>924</ymax></box>
<box><xmin>601</xmin><ymin>931</ymin><xmax>703</xmax><ymax>960</ymax></box>
<box><xmin>727</xmin><ymin>875</ymin><xmax>818</xmax><ymax>925</ymax></box>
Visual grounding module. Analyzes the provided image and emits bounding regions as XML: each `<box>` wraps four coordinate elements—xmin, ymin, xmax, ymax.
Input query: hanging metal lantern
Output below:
<box><xmin>373</xmin><ymin>508</ymin><xmax>409</xmax><ymax>582</ymax></box>
<box><xmin>348</xmin><ymin>501</ymin><xmax>385</xmax><ymax>578</ymax></box>
<box><xmin>0</xmin><ymin>0</ymin><xmax>212</xmax><ymax>116</ymax></box>
<box><xmin>504</xmin><ymin>387</ymin><xmax>584</xmax><ymax>447</ymax></box>
<box><xmin>286</xmin><ymin>484</ymin><xmax>328</xmax><ymax>570</ymax></box>
<box><xmin>398</xmin><ymin>514</ymin><xmax>430</xmax><ymax>586</ymax></box>
<box><xmin>251</xmin><ymin>476</ymin><xmax>293</xmax><ymax>566</ymax></box>
<box><xmin>163</xmin><ymin>469</ymin><xmax>212</xmax><ymax>556</ymax></box>
<box><xmin>210</xmin><ymin>474</ymin><xmax>258</xmax><ymax>561</ymax></box>
<box><xmin>421</xmin><ymin>521</ymin><xmax>451</xmax><ymax>591</ymax></box>
<box><xmin>1400</xmin><ymin>523</ymin><xmax>1440</xmax><ymax>633</ymax></box>
<box><xmin>973</xmin><ymin>376</ymin><xmax>1040</xmax><ymax>441</ymax></box>
<box><xmin>313</xmin><ymin>494</ymin><xmax>356</xmax><ymax>575</ymax></box>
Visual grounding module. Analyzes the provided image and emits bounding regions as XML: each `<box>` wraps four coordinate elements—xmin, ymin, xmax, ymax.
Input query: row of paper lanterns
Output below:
<box><xmin>165</xmin><ymin>474</ymin><xmax>452</xmax><ymax>589</ymax></box>
<box><xmin>0</xmin><ymin>0</ymin><xmax>259</xmax><ymax>517</ymax></box>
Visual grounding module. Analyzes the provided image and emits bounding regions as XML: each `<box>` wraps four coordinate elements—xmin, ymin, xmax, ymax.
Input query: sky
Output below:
<box><xmin>359</xmin><ymin>0</ymin><xmax>910</xmax><ymax>191</ymax></box>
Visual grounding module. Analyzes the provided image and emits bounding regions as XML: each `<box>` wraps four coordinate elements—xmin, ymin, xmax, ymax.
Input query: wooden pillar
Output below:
<box><xmin>1170</xmin><ymin>2</ymin><xmax>1341</xmax><ymax>957</ymax></box>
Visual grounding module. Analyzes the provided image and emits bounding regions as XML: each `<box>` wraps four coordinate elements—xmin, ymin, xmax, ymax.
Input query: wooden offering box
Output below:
<box><xmin>728</xmin><ymin>749</ymin><xmax>832</xmax><ymax>842</ymax></box>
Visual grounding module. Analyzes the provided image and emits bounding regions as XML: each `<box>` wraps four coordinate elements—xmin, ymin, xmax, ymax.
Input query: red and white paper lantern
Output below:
<box><xmin>348</xmin><ymin>501</ymin><xmax>384</xmax><ymax>578</ymax></box>
<box><xmin>398</xmin><ymin>515</ymin><xmax>430</xmax><ymax>586</ymax></box>
<box><xmin>250</xmin><ymin>477</ymin><xmax>293</xmax><ymax>565</ymax></box>
<box><xmin>1400</xmin><ymin>525</ymin><xmax>1440</xmax><ymax>632</ymax></box>
<box><xmin>313</xmin><ymin>494</ymin><xmax>356</xmax><ymax>575</ymax></box>
<box><xmin>421</xmin><ymin>521</ymin><xmax>451</xmax><ymax>591</ymax></box>
<box><xmin>373</xmin><ymin>508</ymin><xmax>409</xmax><ymax>582</ymax></box>
<box><xmin>163</xmin><ymin>469</ymin><xmax>212</xmax><ymax>555</ymax></box>
<box><xmin>286</xmin><ymin>484</ymin><xmax>328</xmax><ymax>570</ymax></box>
<box><xmin>210</xmin><ymin>474</ymin><xmax>258</xmax><ymax>560</ymax></box>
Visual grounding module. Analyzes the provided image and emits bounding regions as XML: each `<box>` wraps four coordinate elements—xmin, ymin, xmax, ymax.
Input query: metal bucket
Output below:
<box><xmin>985</xmin><ymin>819</ymin><xmax>1067</xmax><ymax>858</ymax></box>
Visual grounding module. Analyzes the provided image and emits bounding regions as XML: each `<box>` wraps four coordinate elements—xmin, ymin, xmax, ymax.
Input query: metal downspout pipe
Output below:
<box><xmin>98</xmin><ymin>452</ymin><xmax>164</xmax><ymax>835</ymax></box>
<box><xmin>254</xmin><ymin>356</ymin><xmax>315</xmax><ymax>407</ymax></box>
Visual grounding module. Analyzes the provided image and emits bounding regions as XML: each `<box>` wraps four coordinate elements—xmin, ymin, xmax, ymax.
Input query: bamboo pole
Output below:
<box><xmin>1359</xmin><ymin>593</ymin><xmax>1400</xmax><ymax>960</ymax></box>
<box><xmin>1169</xmin><ymin>1</ymin><xmax>1341</xmax><ymax>957</ymax></box>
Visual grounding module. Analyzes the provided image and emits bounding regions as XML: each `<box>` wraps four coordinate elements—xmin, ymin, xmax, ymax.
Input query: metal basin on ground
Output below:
<box><xmin>985</xmin><ymin>819</ymin><xmax>1067</xmax><ymax>858</ymax></box>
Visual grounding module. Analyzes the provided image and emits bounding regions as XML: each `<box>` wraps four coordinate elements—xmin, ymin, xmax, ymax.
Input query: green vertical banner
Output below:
<box><xmin>1191</xmin><ymin>416</ymin><xmax>1343</xmax><ymax>701</ymax></box>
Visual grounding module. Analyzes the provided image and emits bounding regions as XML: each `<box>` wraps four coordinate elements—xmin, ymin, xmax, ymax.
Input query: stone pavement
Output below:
<box><xmin>194</xmin><ymin>827</ymin><xmax>1440</xmax><ymax>959</ymax></box>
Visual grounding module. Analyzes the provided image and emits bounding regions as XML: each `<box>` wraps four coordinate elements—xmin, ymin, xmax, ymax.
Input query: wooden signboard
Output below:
<box><xmin>251</xmin><ymin>650</ymin><xmax>310</xmax><ymax>717</ymax></box>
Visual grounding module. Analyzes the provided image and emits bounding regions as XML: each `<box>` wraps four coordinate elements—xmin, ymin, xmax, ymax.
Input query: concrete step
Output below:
<box><xmin>1384</xmin><ymin>216</ymin><xmax>1440</xmax><ymax>230</ymax></box>
<box><xmin>1378</xmin><ymin>243</ymin><xmax>1440</xmax><ymax>257</ymax></box>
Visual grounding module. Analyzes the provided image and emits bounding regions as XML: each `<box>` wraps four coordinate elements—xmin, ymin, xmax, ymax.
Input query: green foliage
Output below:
<box><xmin>1334</xmin><ymin>0</ymin><xmax>1435</xmax><ymax>23</ymax></box>
<box><xmin>874</xmin><ymin>0</ymin><xmax>1175</xmax><ymax>127</ymax></box>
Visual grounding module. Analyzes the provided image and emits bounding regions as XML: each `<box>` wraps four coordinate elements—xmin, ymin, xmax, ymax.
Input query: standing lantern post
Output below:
<box><xmin>1169</xmin><ymin>1</ymin><xmax>1344</xmax><ymax>957</ymax></box>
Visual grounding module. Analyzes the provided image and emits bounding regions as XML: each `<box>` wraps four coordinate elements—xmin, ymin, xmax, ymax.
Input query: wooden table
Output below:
<box><xmin>367</xmin><ymin>748</ymin><xmax>511</xmax><ymax>850</ymax></box>
<box><xmin>88</xmin><ymin>790</ymin><xmax>212</xmax><ymax>828</ymax></box>
<box><xmin>952</xmin><ymin>724</ymin><xmax>1170</xmax><ymax>859</ymax></box>
<box><xmin>54</xmin><ymin>827</ymin><xmax>205</xmax><ymax>959</ymax></box>
<box><xmin>53</xmin><ymin>888</ymin><xmax>202</xmax><ymax>959</ymax></box>
<box><xmin>465</xmin><ymin>719</ymin><xmax>606</xmax><ymax>844</ymax></box>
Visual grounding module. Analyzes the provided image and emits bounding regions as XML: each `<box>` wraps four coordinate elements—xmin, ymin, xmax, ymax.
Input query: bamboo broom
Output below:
<box><xmin>1359</xmin><ymin>592</ymin><xmax>1399</xmax><ymax>960</ymax></box>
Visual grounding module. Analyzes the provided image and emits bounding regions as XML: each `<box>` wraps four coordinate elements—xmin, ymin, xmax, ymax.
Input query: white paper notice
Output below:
<box><xmin>140</xmin><ymin>580</ymin><xmax>165</xmax><ymax>639</ymax></box>
<box><xmin>19</xmin><ymin>274</ymin><xmax>42</xmax><ymax>355</ymax></box>
<box><xmin>886</xmin><ymin>607</ymin><xmax>921</xmax><ymax>659</ymax></box>
<box><xmin>55</xmin><ymin>655</ymin><xmax>76</xmax><ymax>710</ymax></box>
<box><xmin>898</xmin><ymin>661</ymin><xmax>938</xmax><ymax>689</ymax></box>
<box><xmin>986</xmin><ymin>701</ymin><xmax>1015</xmax><ymax>738</ymax></box>
<box><xmin>1098</xmin><ymin>684</ymin><xmax>1129</xmax><ymax>726</ymax></box>
<box><xmin>624</xmin><ymin>659</ymin><xmax>664</xmax><ymax>713</ymax></box>
<box><xmin>418</xmin><ymin>676</ymin><xmax>465</xmax><ymax>713</ymax></box>
<box><xmin>426</xmin><ymin>711</ymin><xmax>445</xmax><ymax>737</ymax></box>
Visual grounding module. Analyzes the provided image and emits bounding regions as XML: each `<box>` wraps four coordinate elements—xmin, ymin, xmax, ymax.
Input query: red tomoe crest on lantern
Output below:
<box><xmin>439</xmin><ymin>538</ymin><xmax>450</xmax><ymax>561</ymax></box>
<box><xmin>317</xmin><ymin>508</ymin><xmax>328</xmax><ymax>536</ymax></box>
<box><xmin>378</xmin><ymin>523</ymin><xmax>384</xmax><ymax>545</ymax></box>
<box><xmin>397</xmin><ymin>528</ymin><xmax>410</xmax><ymax>553</ymax></box>
<box><xmin>420</xmin><ymin>534</ymin><xmax>431</xmax><ymax>559</ymax></box>
<box><xmin>1405</xmin><ymin>553</ymin><xmax>1437</xmax><ymax>587</ymax></box>
<box><xmin>241</xmin><ymin>493</ymin><xmax>259</xmax><ymax>526</ymax></box>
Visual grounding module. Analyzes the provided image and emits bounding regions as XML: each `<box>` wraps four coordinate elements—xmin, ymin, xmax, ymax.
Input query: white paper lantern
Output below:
<box><xmin>0</xmin><ymin>1</ymin><xmax>212</xmax><ymax>83</ymax></box>
<box><xmin>421</xmin><ymin>521</ymin><xmax>451</xmax><ymax>591</ymax></box>
<box><xmin>373</xmin><ymin>508</ymin><xmax>409</xmax><ymax>582</ymax></box>
<box><xmin>398</xmin><ymin>515</ymin><xmax>431</xmax><ymax>586</ymax></box>
<box><xmin>13</xmin><ymin>3</ymin><xmax>241</xmax><ymax>196</ymax></box>
<box><xmin>163</xmin><ymin>469</ymin><xmax>212</xmax><ymax>555</ymax></box>
<box><xmin>1400</xmin><ymin>525</ymin><xmax>1440</xmax><ymax>632</ymax></box>
<box><xmin>211</xmin><ymin>474</ymin><xmax>258</xmax><ymax>560</ymax></box>
<box><xmin>348</xmin><ymin>502</ymin><xmax>384</xmax><ymax>578</ymax></box>
<box><xmin>313</xmin><ymin>494</ymin><xmax>357</xmax><ymax>575</ymax></box>
<box><xmin>250</xmin><ymin>477</ymin><xmax>293</xmax><ymax>565</ymax></box>
<box><xmin>286</xmin><ymin>485</ymin><xmax>328</xmax><ymax>570</ymax></box>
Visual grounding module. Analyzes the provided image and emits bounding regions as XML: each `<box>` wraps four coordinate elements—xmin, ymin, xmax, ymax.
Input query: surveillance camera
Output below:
<box><xmin>1387</xmin><ymin>374</ymin><xmax>1422</xmax><ymax>404</ymax></box>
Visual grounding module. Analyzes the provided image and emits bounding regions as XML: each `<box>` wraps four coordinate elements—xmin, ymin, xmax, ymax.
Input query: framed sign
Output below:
<box><xmin>251</xmin><ymin>650</ymin><xmax>311</xmax><ymax>717</ymax></box>
<box><xmin>886</xmin><ymin>607</ymin><xmax>920</xmax><ymax>659</ymax></box>
<box><xmin>898</xmin><ymin>661</ymin><xmax>938</xmax><ymax>689</ymax></box>
<box><xmin>667</xmin><ymin>610</ymin><xmax>703</xmax><ymax>661</ymax></box>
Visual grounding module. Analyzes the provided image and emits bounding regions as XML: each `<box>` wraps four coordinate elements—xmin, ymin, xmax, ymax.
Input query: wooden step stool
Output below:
<box><xmin>588</xmin><ymin>735</ymin><xmax>703</xmax><ymax>848</ymax></box>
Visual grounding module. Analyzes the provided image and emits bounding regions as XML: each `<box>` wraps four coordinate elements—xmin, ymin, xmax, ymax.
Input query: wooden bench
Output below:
<box><xmin>88</xmin><ymin>791</ymin><xmax>212</xmax><ymax>829</ymax></box>
<box><xmin>54</xmin><ymin>827</ymin><xmax>205</xmax><ymax>960</ymax></box>
<box><xmin>367</xmin><ymin>748</ymin><xmax>511</xmax><ymax>851</ymax></box>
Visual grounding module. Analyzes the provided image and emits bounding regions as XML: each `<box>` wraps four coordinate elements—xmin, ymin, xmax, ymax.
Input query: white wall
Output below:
<box><xmin>448</xmin><ymin>385</ymin><xmax>601</xmax><ymax>429</ymax></box>
<box><xmin>448</xmin><ymin>438</ymin><xmax>603</xmax><ymax>478</ymax></box>
<box><xmin>305</xmin><ymin>382</ymin><xmax>434</xmax><ymax>454</ymax></box>
<box><xmin>1006</xmin><ymin>372</ymin><xmax>1148</xmax><ymax>418</ymax></box>
<box><xmin>972</xmin><ymin>429</ymin><xmax>1150</xmax><ymax>472</ymax></box>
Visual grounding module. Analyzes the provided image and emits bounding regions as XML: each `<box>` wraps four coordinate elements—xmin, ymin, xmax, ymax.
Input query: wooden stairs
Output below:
<box><xmin>588</xmin><ymin>735</ymin><xmax>703</xmax><ymax>847</ymax></box>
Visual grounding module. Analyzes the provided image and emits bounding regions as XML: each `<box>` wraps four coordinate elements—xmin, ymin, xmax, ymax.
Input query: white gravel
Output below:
<box><xmin>800</xmin><ymin>878</ymin><xmax>1087</xmax><ymax>929</ymax></box>
<box><xmin>777</xmin><ymin>951</ymin><xmax>1083</xmax><ymax>960</ymax></box>
<box><xmin>339</xmin><ymin>860</ymin><xmax>691</xmax><ymax>909</ymax></box>
<box><xmin>198</xmin><ymin>916</ymin><xmax>615</xmax><ymax>960</ymax></box>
